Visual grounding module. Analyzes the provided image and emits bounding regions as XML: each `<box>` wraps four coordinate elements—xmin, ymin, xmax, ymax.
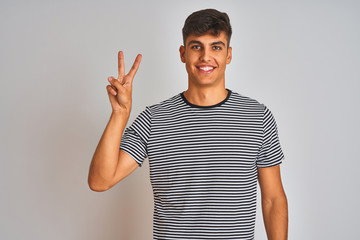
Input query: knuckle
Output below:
<box><xmin>112</xmin><ymin>80</ymin><xmax>121</xmax><ymax>88</ymax></box>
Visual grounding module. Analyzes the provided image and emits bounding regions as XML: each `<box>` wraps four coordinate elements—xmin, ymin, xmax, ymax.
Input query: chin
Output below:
<box><xmin>194</xmin><ymin>77</ymin><xmax>219</xmax><ymax>86</ymax></box>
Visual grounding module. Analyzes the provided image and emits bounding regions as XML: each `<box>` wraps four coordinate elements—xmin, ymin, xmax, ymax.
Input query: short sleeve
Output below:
<box><xmin>256</xmin><ymin>105</ymin><xmax>284</xmax><ymax>167</ymax></box>
<box><xmin>120</xmin><ymin>107</ymin><xmax>152</xmax><ymax>167</ymax></box>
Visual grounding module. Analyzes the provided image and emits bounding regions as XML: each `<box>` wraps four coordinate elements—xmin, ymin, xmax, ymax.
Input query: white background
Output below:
<box><xmin>1</xmin><ymin>0</ymin><xmax>359</xmax><ymax>239</ymax></box>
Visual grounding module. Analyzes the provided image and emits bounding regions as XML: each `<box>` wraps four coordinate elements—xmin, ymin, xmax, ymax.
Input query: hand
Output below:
<box><xmin>106</xmin><ymin>51</ymin><xmax>142</xmax><ymax>113</ymax></box>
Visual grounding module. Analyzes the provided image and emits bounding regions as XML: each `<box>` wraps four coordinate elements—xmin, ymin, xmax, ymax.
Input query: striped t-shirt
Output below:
<box><xmin>120</xmin><ymin>89</ymin><xmax>284</xmax><ymax>240</ymax></box>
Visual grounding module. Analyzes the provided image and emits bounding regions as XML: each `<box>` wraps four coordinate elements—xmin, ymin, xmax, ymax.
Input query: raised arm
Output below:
<box><xmin>258</xmin><ymin>165</ymin><xmax>288</xmax><ymax>240</ymax></box>
<box><xmin>88</xmin><ymin>51</ymin><xmax>142</xmax><ymax>192</ymax></box>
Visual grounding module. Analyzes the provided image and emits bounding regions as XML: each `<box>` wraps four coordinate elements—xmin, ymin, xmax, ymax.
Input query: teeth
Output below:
<box><xmin>199</xmin><ymin>67</ymin><xmax>214</xmax><ymax>71</ymax></box>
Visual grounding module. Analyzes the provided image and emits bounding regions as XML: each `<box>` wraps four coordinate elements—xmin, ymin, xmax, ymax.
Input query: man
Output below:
<box><xmin>88</xmin><ymin>9</ymin><xmax>288</xmax><ymax>240</ymax></box>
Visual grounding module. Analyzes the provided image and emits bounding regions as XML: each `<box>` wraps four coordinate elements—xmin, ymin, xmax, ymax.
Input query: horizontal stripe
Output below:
<box><xmin>120</xmin><ymin>90</ymin><xmax>284</xmax><ymax>239</ymax></box>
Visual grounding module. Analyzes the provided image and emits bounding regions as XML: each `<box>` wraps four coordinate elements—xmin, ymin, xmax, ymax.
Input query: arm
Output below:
<box><xmin>258</xmin><ymin>165</ymin><xmax>288</xmax><ymax>240</ymax></box>
<box><xmin>88</xmin><ymin>51</ymin><xmax>142</xmax><ymax>192</ymax></box>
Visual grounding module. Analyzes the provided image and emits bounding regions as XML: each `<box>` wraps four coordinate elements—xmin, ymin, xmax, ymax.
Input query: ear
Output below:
<box><xmin>226</xmin><ymin>46</ymin><xmax>232</xmax><ymax>64</ymax></box>
<box><xmin>179</xmin><ymin>45</ymin><xmax>186</xmax><ymax>63</ymax></box>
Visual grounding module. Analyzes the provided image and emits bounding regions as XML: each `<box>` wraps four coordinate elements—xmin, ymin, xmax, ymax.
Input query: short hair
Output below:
<box><xmin>182</xmin><ymin>9</ymin><xmax>232</xmax><ymax>47</ymax></box>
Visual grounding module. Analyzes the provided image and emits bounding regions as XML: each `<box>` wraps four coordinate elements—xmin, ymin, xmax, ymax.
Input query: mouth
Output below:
<box><xmin>196</xmin><ymin>65</ymin><xmax>216</xmax><ymax>73</ymax></box>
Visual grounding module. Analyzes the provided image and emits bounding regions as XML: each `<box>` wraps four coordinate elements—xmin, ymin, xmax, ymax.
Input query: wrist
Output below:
<box><xmin>113</xmin><ymin>102</ymin><xmax>131</xmax><ymax>114</ymax></box>
<box><xmin>111</xmin><ymin>108</ymin><xmax>131</xmax><ymax>117</ymax></box>
<box><xmin>109</xmin><ymin>109</ymin><xmax>131</xmax><ymax>133</ymax></box>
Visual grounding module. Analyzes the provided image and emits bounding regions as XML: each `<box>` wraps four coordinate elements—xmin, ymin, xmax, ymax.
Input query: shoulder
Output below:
<box><xmin>146</xmin><ymin>93</ymin><xmax>184</xmax><ymax>115</ymax></box>
<box><xmin>129</xmin><ymin>93</ymin><xmax>184</xmax><ymax>128</ymax></box>
<box><xmin>229</xmin><ymin>91</ymin><xmax>281</xmax><ymax>131</ymax></box>
<box><xmin>227</xmin><ymin>90</ymin><xmax>266</xmax><ymax>112</ymax></box>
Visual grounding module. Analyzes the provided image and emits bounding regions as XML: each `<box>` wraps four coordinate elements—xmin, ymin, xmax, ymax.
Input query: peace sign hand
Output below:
<box><xmin>106</xmin><ymin>51</ymin><xmax>142</xmax><ymax>114</ymax></box>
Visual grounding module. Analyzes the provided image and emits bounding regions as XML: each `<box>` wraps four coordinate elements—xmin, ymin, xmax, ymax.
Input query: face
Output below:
<box><xmin>179</xmin><ymin>31</ymin><xmax>232</xmax><ymax>88</ymax></box>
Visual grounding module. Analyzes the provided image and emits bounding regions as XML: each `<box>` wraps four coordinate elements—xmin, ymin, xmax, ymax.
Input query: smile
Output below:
<box><xmin>196</xmin><ymin>66</ymin><xmax>216</xmax><ymax>73</ymax></box>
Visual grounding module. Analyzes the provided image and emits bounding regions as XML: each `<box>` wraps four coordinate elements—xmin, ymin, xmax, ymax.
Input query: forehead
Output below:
<box><xmin>185</xmin><ymin>31</ymin><xmax>228</xmax><ymax>46</ymax></box>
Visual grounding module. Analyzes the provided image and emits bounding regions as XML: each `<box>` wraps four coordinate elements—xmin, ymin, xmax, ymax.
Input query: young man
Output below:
<box><xmin>88</xmin><ymin>9</ymin><xmax>288</xmax><ymax>240</ymax></box>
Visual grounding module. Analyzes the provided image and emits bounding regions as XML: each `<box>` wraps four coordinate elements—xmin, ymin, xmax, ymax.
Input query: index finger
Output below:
<box><xmin>127</xmin><ymin>54</ymin><xmax>142</xmax><ymax>80</ymax></box>
<box><xmin>118</xmin><ymin>51</ymin><xmax>125</xmax><ymax>79</ymax></box>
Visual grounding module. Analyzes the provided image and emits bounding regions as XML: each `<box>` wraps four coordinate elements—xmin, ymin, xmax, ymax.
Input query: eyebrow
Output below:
<box><xmin>211</xmin><ymin>41</ymin><xmax>226</xmax><ymax>46</ymax></box>
<box><xmin>187</xmin><ymin>40</ymin><xmax>226</xmax><ymax>47</ymax></box>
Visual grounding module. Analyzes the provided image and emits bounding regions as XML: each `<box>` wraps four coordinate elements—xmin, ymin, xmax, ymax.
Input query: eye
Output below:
<box><xmin>191</xmin><ymin>45</ymin><xmax>201</xmax><ymax>50</ymax></box>
<box><xmin>212</xmin><ymin>46</ymin><xmax>222</xmax><ymax>50</ymax></box>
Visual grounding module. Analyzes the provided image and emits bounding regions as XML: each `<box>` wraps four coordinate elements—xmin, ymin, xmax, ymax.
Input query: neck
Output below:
<box><xmin>183</xmin><ymin>86</ymin><xmax>228</xmax><ymax>107</ymax></box>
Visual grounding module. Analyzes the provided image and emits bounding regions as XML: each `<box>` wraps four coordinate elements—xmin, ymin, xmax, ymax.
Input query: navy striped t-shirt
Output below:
<box><xmin>120</xmin><ymin>89</ymin><xmax>284</xmax><ymax>240</ymax></box>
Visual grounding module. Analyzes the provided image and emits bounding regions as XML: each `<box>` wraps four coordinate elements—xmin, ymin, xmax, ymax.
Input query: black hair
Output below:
<box><xmin>182</xmin><ymin>9</ymin><xmax>232</xmax><ymax>47</ymax></box>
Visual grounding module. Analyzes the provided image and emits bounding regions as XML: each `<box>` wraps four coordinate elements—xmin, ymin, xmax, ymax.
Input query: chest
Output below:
<box><xmin>147</xmin><ymin>112</ymin><xmax>263</xmax><ymax>177</ymax></box>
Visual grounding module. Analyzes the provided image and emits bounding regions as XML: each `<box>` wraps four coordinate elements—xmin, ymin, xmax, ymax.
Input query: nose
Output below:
<box><xmin>200</xmin><ymin>48</ymin><xmax>211</xmax><ymax>62</ymax></box>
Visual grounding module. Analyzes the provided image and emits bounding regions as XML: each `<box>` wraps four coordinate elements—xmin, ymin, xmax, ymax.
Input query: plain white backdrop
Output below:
<box><xmin>1</xmin><ymin>0</ymin><xmax>359</xmax><ymax>239</ymax></box>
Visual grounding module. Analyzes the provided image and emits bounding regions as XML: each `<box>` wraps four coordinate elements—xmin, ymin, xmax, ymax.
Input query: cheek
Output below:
<box><xmin>185</xmin><ymin>62</ymin><xmax>192</xmax><ymax>73</ymax></box>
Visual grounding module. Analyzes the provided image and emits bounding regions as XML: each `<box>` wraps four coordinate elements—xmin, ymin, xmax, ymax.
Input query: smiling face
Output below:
<box><xmin>180</xmin><ymin>31</ymin><xmax>232</xmax><ymax>89</ymax></box>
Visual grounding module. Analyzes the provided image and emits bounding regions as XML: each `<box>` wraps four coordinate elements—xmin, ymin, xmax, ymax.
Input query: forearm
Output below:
<box><xmin>88</xmin><ymin>110</ymin><xmax>130</xmax><ymax>191</ymax></box>
<box><xmin>262</xmin><ymin>195</ymin><xmax>288</xmax><ymax>240</ymax></box>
